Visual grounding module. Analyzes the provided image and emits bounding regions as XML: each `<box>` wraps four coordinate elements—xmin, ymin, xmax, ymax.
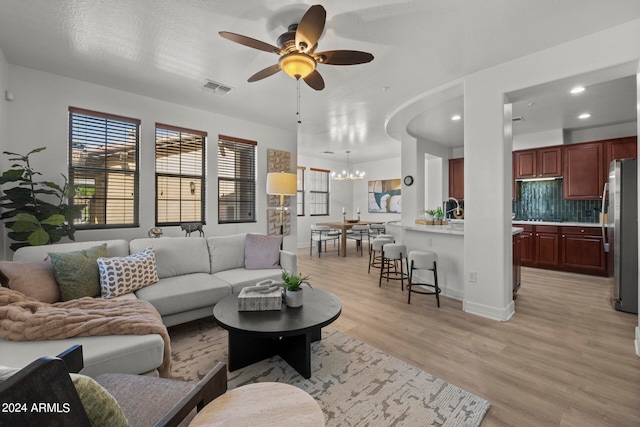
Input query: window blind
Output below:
<box><xmin>69</xmin><ymin>107</ymin><xmax>139</xmax><ymax>228</ymax></box>
<box><xmin>155</xmin><ymin>124</ymin><xmax>206</xmax><ymax>226</ymax></box>
<box><xmin>309</xmin><ymin>168</ymin><xmax>330</xmax><ymax>216</ymax></box>
<box><xmin>218</xmin><ymin>135</ymin><xmax>256</xmax><ymax>223</ymax></box>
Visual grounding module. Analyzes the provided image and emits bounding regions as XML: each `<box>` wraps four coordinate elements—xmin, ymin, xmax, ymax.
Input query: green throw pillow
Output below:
<box><xmin>49</xmin><ymin>244</ymin><xmax>108</xmax><ymax>301</ymax></box>
<box><xmin>71</xmin><ymin>373</ymin><xmax>130</xmax><ymax>427</ymax></box>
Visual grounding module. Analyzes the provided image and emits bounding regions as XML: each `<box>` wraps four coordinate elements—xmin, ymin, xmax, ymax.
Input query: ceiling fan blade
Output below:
<box><xmin>219</xmin><ymin>31</ymin><xmax>280</xmax><ymax>54</ymax></box>
<box><xmin>315</xmin><ymin>50</ymin><xmax>374</xmax><ymax>65</ymax></box>
<box><xmin>296</xmin><ymin>5</ymin><xmax>326</xmax><ymax>52</ymax></box>
<box><xmin>303</xmin><ymin>70</ymin><xmax>325</xmax><ymax>91</ymax></box>
<box><xmin>248</xmin><ymin>64</ymin><xmax>281</xmax><ymax>82</ymax></box>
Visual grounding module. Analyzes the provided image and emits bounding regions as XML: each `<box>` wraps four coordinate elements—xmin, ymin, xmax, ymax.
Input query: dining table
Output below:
<box><xmin>316</xmin><ymin>220</ymin><xmax>384</xmax><ymax>257</ymax></box>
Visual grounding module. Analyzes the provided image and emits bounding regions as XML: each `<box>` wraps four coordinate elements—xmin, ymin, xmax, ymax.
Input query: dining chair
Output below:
<box><xmin>309</xmin><ymin>225</ymin><xmax>341</xmax><ymax>257</ymax></box>
<box><xmin>346</xmin><ymin>225</ymin><xmax>370</xmax><ymax>256</ymax></box>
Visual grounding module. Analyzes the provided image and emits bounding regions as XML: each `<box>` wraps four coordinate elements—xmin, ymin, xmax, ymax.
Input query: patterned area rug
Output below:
<box><xmin>169</xmin><ymin>319</ymin><xmax>490</xmax><ymax>426</ymax></box>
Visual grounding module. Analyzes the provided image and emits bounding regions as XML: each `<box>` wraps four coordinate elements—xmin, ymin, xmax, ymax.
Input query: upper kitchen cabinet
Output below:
<box><xmin>448</xmin><ymin>158</ymin><xmax>464</xmax><ymax>201</ymax></box>
<box><xmin>605</xmin><ymin>136</ymin><xmax>637</xmax><ymax>167</ymax></box>
<box><xmin>563</xmin><ymin>141</ymin><xmax>604</xmax><ymax>200</ymax></box>
<box><xmin>514</xmin><ymin>146</ymin><xmax>562</xmax><ymax>179</ymax></box>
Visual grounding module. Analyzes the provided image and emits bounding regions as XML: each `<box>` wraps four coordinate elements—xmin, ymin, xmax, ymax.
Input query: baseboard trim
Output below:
<box><xmin>463</xmin><ymin>299</ymin><xmax>515</xmax><ymax>321</ymax></box>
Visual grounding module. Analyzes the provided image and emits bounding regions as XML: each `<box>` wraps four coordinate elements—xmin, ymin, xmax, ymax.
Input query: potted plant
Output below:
<box><xmin>281</xmin><ymin>270</ymin><xmax>311</xmax><ymax>308</ymax></box>
<box><xmin>0</xmin><ymin>148</ymin><xmax>83</xmax><ymax>251</ymax></box>
<box><xmin>425</xmin><ymin>209</ymin><xmax>437</xmax><ymax>221</ymax></box>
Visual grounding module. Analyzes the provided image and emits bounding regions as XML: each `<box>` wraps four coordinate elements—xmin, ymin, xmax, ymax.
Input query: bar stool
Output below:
<box><xmin>407</xmin><ymin>250</ymin><xmax>440</xmax><ymax>307</ymax></box>
<box><xmin>368</xmin><ymin>236</ymin><xmax>394</xmax><ymax>274</ymax></box>
<box><xmin>379</xmin><ymin>243</ymin><xmax>408</xmax><ymax>290</ymax></box>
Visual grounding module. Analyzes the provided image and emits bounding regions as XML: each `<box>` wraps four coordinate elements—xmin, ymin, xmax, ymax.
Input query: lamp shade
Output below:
<box><xmin>279</xmin><ymin>53</ymin><xmax>316</xmax><ymax>80</ymax></box>
<box><xmin>266</xmin><ymin>172</ymin><xmax>297</xmax><ymax>196</ymax></box>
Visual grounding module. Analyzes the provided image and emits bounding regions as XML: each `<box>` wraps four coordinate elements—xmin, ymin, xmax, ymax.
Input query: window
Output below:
<box><xmin>218</xmin><ymin>135</ymin><xmax>256</xmax><ymax>223</ymax></box>
<box><xmin>297</xmin><ymin>166</ymin><xmax>305</xmax><ymax>216</ymax></box>
<box><xmin>69</xmin><ymin>107</ymin><xmax>139</xmax><ymax>228</ymax></box>
<box><xmin>308</xmin><ymin>168</ymin><xmax>330</xmax><ymax>216</ymax></box>
<box><xmin>155</xmin><ymin>124</ymin><xmax>206</xmax><ymax>226</ymax></box>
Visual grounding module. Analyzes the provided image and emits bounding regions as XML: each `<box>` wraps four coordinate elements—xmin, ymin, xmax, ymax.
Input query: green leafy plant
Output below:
<box><xmin>0</xmin><ymin>148</ymin><xmax>83</xmax><ymax>251</ymax></box>
<box><xmin>434</xmin><ymin>207</ymin><xmax>443</xmax><ymax>218</ymax></box>
<box><xmin>281</xmin><ymin>270</ymin><xmax>311</xmax><ymax>292</ymax></box>
<box><xmin>425</xmin><ymin>209</ymin><xmax>437</xmax><ymax>216</ymax></box>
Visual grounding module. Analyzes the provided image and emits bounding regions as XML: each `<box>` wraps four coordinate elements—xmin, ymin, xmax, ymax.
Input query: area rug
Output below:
<box><xmin>169</xmin><ymin>319</ymin><xmax>490</xmax><ymax>426</ymax></box>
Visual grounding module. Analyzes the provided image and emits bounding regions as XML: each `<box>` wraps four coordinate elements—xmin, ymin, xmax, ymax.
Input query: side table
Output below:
<box><xmin>189</xmin><ymin>382</ymin><xmax>325</xmax><ymax>426</ymax></box>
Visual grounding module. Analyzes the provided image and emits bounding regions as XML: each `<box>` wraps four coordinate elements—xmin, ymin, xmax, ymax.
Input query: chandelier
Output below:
<box><xmin>331</xmin><ymin>151</ymin><xmax>365</xmax><ymax>181</ymax></box>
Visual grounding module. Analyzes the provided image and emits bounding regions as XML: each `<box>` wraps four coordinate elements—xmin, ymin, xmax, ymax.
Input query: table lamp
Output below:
<box><xmin>266</xmin><ymin>172</ymin><xmax>297</xmax><ymax>235</ymax></box>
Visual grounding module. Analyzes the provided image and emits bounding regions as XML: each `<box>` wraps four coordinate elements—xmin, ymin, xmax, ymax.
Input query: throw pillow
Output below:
<box><xmin>49</xmin><ymin>244</ymin><xmax>108</xmax><ymax>301</ymax></box>
<box><xmin>97</xmin><ymin>248</ymin><xmax>159</xmax><ymax>299</ymax></box>
<box><xmin>244</xmin><ymin>234</ymin><xmax>282</xmax><ymax>270</ymax></box>
<box><xmin>70</xmin><ymin>373</ymin><xmax>130</xmax><ymax>427</ymax></box>
<box><xmin>0</xmin><ymin>260</ymin><xmax>60</xmax><ymax>303</ymax></box>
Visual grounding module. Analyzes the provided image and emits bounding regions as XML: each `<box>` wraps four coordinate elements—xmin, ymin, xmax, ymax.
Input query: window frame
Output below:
<box><xmin>217</xmin><ymin>135</ymin><xmax>257</xmax><ymax>224</ymax></box>
<box><xmin>308</xmin><ymin>167</ymin><xmax>330</xmax><ymax>217</ymax></box>
<box><xmin>155</xmin><ymin>123</ymin><xmax>207</xmax><ymax>227</ymax></box>
<box><xmin>68</xmin><ymin>106</ymin><xmax>140</xmax><ymax>229</ymax></box>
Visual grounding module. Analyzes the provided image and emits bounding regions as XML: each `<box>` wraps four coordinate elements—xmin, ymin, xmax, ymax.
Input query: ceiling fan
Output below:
<box><xmin>219</xmin><ymin>4</ymin><xmax>374</xmax><ymax>91</ymax></box>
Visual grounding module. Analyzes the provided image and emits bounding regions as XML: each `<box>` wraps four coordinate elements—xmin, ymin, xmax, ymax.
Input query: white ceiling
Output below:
<box><xmin>0</xmin><ymin>1</ymin><xmax>639</xmax><ymax>163</ymax></box>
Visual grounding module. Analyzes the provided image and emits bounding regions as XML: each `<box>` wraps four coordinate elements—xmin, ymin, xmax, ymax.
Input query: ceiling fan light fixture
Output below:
<box><xmin>279</xmin><ymin>52</ymin><xmax>316</xmax><ymax>80</ymax></box>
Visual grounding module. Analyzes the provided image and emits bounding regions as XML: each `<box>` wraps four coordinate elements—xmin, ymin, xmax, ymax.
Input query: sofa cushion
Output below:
<box><xmin>134</xmin><ymin>273</ymin><xmax>231</xmax><ymax>317</ymax></box>
<box><xmin>244</xmin><ymin>234</ymin><xmax>282</xmax><ymax>270</ymax></box>
<box><xmin>49</xmin><ymin>244</ymin><xmax>108</xmax><ymax>301</ymax></box>
<box><xmin>98</xmin><ymin>248</ymin><xmax>159</xmax><ymax>299</ymax></box>
<box><xmin>0</xmin><ymin>260</ymin><xmax>60</xmax><ymax>303</ymax></box>
<box><xmin>0</xmin><ymin>334</ymin><xmax>165</xmax><ymax>378</ymax></box>
<box><xmin>213</xmin><ymin>268</ymin><xmax>284</xmax><ymax>294</ymax></box>
<box><xmin>13</xmin><ymin>240</ymin><xmax>130</xmax><ymax>262</ymax></box>
<box><xmin>129</xmin><ymin>238</ymin><xmax>210</xmax><ymax>279</ymax></box>
<box><xmin>207</xmin><ymin>234</ymin><xmax>246</xmax><ymax>273</ymax></box>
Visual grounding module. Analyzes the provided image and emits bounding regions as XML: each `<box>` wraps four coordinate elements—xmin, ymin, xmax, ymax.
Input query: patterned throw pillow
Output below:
<box><xmin>97</xmin><ymin>248</ymin><xmax>159</xmax><ymax>299</ymax></box>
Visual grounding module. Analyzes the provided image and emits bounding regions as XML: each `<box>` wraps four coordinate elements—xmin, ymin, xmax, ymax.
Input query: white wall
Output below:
<box><xmin>0</xmin><ymin>48</ymin><xmax>8</xmax><ymax>261</ymax></box>
<box><xmin>295</xmin><ymin>154</ymin><xmax>401</xmax><ymax>248</ymax></box>
<box><xmin>565</xmin><ymin>121</ymin><xmax>637</xmax><ymax>144</ymax></box>
<box><xmin>4</xmin><ymin>65</ymin><xmax>298</xmax><ymax>257</ymax></box>
<box><xmin>513</xmin><ymin>129</ymin><xmax>564</xmax><ymax>150</ymax></box>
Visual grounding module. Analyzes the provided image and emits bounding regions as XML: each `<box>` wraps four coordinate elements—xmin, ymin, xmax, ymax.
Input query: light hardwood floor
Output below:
<box><xmin>298</xmin><ymin>243</ymin><xmax>640</xmax><ymax>426</ymax></box>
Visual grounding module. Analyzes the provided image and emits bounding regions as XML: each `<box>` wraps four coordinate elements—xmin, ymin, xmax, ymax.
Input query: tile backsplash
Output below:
<box><xmin>512</xmin><ymin>179</ymin><xmax>602</xmax><ymax>223</ymax></box>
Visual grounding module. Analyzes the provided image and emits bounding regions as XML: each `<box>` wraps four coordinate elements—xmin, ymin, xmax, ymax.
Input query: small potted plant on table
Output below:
<box><xmin>281</xmin><ymin>270</ymin><xmax>311</xmax><ymax>308</ymax></box>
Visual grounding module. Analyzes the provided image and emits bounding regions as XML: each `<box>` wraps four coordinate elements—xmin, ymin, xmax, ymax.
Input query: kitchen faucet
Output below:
<box><xmin>445</xmin><ymin>197</ymin><xmax>461</xmax><ymax>216</ymax></box>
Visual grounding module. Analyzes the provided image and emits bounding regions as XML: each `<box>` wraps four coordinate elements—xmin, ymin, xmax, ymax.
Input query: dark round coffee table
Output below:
<box><xmin>213</xmin><ymin>288</ymin><xmax>341</xmax><ymax>379</ymax></box>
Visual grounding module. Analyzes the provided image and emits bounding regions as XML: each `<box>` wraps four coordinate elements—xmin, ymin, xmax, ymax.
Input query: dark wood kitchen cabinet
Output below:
<box><xmin>560</xmin><ymin>226</ymin><xmax>606</xmax><ymax>274</ymax></box>
<box><xmin>513</xmin><ymin>233</ymin><xmax>521</xmax><ymax>298</ymax></box>
<box><xmin>520</xmin><ymin>225</ymin><xmax>535</xmax><ymax>265</ymax></box>
<box><xmin>605</xmin><ymin>136</ymin><xmax>637</xmax><ymax>168</ymax></box>
<box><xmin>535</xmin><ymin>225</ymin><xmax>560</xmax><ymax>267</ymax></box>
<box><xmin>448</xmin><ymin>158</ymin><xmax>464</xmax><ymax>201</ymax></box>
<box><xmin>514</xmin><ymin>146</ymin><xmax>562</xmax><ymax>179</ymax></box>
<box><xmin>563</xmin><ymin>141</ymin><xmax>604</xmax><ymax>200</ymax></box>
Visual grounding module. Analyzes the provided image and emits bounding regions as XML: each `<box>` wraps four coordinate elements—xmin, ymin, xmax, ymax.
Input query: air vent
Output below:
<box><xmin>323</xmin><ymin>151</ymin><xmax>335</xmax><ymax>154</ymax></box>
<box><xmin>512</xmin><ymin>116</ymin><xmax>525</xmax><ymax>122</ymax></box>
<box><xmin>203</xmin><ymin>80</ymin><xmax>233</xmax><ymax>96</ymax></box>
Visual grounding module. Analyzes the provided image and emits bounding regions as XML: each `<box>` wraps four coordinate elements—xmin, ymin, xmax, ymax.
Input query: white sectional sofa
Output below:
<box><xmin>0</xmin><ymin>234</ymin><xmax>296</xmax><ymax>377</ymax></box>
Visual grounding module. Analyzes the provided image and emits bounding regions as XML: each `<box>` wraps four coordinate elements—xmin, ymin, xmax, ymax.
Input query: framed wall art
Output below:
<box><xmin>368</xmin><ymin>179</ymin><xmax>401</xmax><ymax>213</ymax></box>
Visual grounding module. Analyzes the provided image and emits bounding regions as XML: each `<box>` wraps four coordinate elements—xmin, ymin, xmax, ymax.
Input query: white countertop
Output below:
<box><xmin>512</xmin><ymin>221</ymin><xmax>602</xmax><ymax>227</ymax></box>
<box><xmin>388</xmin><ymin>222</ymin><xmax>524</xmax><ymax>236</ymax></box>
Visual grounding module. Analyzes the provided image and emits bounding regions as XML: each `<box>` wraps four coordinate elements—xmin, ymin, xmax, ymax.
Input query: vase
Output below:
<box><xmin>285</xmin><ymin>289</ymin><xmax>303</xmax><ymax>308</ymax></box>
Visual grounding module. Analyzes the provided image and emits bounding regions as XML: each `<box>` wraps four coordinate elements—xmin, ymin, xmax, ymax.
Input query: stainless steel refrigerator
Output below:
<box><xmin>603</xmin><ymin>158</ymin><xmax>638</xmax><ymax>314</ymax></box>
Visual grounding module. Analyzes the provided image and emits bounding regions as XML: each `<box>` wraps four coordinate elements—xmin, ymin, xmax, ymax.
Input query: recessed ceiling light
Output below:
<box><xmin>451</xmin><ymin>114</ymin><xmax>462</xmax><ymax>121</ymax></box>
<box><xmin>578</xmin><ymin>113</ymin><xmax>591</xmax><ymax>119</ymax></box>
<box><xmin>570</xmin><ymin>86</ymin><xmax>586</xmax><ymax>94</ymax></box>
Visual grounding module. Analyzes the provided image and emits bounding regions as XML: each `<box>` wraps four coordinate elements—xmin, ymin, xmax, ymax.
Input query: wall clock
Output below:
<box><xmin>403</xmin><ymin>175</ymin><xmax>414</xmax><ymax>186</ymax></box>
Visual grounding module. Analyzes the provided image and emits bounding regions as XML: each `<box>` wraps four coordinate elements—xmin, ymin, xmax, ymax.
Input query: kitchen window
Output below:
<box><xmin>69</xmin><ymin>107</ymin><xmax>139</xmax><ymax>228</ymax></box>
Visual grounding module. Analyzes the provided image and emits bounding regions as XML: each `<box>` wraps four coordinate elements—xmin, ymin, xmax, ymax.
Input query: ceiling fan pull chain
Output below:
<box><xmin>297</xmin><ymin>79</ymin><xmax>302</xmax><ymax>124</ymax></box>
